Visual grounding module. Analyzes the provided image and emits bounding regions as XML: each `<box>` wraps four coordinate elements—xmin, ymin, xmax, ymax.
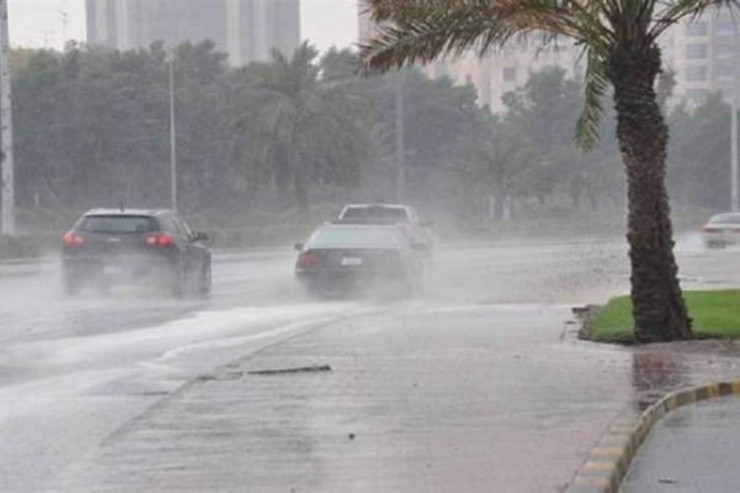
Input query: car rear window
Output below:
<box><xmin>710</xmin><ymin>214</ymin><xmax>740</xmax><ymax>224</ymax></box>
<box><xmin>308</xmin><ymin>227</ymin><xmax>406</xmax><ymax>249</ymax></box>
<box><xmin>341</xmin><ymin>206</ymin><xmax>409</xmax><ymax>222</ymax></box>
<box><xmin>78</xmin><ymin>215</ymin><xmax>157</xmax><ymax>234</ymax></box>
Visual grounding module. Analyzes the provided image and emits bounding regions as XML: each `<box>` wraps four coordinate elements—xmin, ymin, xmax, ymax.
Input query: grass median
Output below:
<box><xmin>587</xmin><ymin>290</ymin><xmax>740</xmax><ymax>342</ymax></box>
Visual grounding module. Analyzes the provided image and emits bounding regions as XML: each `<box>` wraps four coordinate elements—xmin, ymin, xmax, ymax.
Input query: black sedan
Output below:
<box><xmin>61</xmin><ymin>208</ymin><xmax>211</xmax><ymax>297</ymax></box>
<box><xmin>294</xmin><ymin>223</ymin><xmax>426</xmax><ymax>297</ymax></box>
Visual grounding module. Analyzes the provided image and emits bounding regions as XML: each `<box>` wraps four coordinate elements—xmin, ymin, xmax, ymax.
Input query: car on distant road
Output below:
<box><xmin>337</xmin><ymin>203</ymin><xmax>434</xmax><ymax>252</ymax></box>
<box><xmin>61</xmin><ymin>208</ymin><xmax>211</xmax><ymax>296</ymax></box>
<box><xmin>294</xmin><ymin>223</ymin><xmax>426</xmax><ymax>298</ymax></box>
<box><xmin>701</xmin><ymin>212</ymin><xmax>740</xmax><ymax>248</ymax></box>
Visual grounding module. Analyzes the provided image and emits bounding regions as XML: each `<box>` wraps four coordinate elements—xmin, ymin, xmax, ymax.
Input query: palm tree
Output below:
<box><xmin>232</xmin><ymin>43</ymin><xmax>371</xmax><ymax>215</ymax></box>
<box><xmin>359</xmin><ymin>0</ymin><xmax>731</xmax><ymax>342</ymax></box>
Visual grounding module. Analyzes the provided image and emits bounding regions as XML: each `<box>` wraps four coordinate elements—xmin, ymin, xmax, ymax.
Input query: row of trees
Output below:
<box><xmin>8</xmin><ymin>40</ymin><xmax>735</xmax><ymax>225</ymax></box>
<box><xmin>358</xmin><ymin>0</ymin><xmax>740</xmax><ymax>342</ymax></box>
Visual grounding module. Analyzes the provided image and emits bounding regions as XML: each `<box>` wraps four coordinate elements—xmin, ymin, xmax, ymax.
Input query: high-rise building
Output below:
<box><xmin>359</xmin><ymin>5</ymin><xmax>739</xmax><ymax>111</ymax></box>
<box><xmin>664</xmin><ymin>10</ymin><xmax>738</xmax><ymax>104</ymax></box>
<box><xmin>358</xmin><ymin>7</ymin><xmax>582</xmax><ymax>112</ymax></box>
<box><xmin>85</xmin><ymin>0</ymin><xmax>301</xmax><ymax>66</ymax></box>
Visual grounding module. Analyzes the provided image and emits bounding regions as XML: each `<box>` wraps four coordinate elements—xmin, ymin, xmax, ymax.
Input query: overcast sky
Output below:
<box><xmin>9</xmin><ymin>0</ymin><xmax>359</xmax><ymax>52</ymax></box>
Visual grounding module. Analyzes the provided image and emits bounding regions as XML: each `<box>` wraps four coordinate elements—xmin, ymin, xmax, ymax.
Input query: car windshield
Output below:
<box><xmin>78</xmin><ymin>215</ymin><xmax>157</xmax><ymax>234</ymax></box>
<box><xmin>308</xmin><ymin>227</ymin><xmax>405</xmax><ymax>249</ymax></box>
<box><xmin>709</xmin><ymin>213</ymin><xmax>740</xmax><ymax>224</ymax></box>
<box><xmin>341</xmin><ymin>206</ymin><xmax>409</xmax><ymax>222</ymax></box>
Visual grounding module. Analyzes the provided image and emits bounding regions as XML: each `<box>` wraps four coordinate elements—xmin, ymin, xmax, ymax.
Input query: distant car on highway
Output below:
<box><xmin>701</xmin><ymin>212</ymin><xmax>740</xmax><ymax>248</ymax></box>
<box><xmin>294</xmin><ymin>223</ymin><xmax>426</xmax><ymax>298</ymax></box>
<box><xmin>61</xmin><ymin>208</ymin><xmax>211</xmax><ymax>296</ymax></box>
<box><xmin>336</xmin><ymin>203</ymin><xmax>434</xmax><ymax>252</ymax></box>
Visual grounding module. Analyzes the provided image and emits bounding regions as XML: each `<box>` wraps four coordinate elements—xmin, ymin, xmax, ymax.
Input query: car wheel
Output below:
<box><xmin>197</xmin><ymin>259</ymin><xmax>211</xmax><ymax>296</ymax></box>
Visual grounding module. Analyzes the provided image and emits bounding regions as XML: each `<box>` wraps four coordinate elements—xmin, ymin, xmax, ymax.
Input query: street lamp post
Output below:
<box><xmin>168</xmin><ymin>57</ymin><xmax>178</xmax><ymax>212</ymax></box>
<box><xmin>731</xmin><ymin>23</ymin><xmax>739</xmax><ymax>211</ymax></box>
<box><xmin>0</xmin><ymin>0</ymin><xmax>14</xmax><ymax>235</ymax></box>
<box><xmin>394</xmin><ymin>69</ymin><xmax>405</xmax><ymax>203</ymax></box>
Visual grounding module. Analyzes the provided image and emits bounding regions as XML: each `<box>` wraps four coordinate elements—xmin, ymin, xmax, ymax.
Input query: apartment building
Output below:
<box><xmin>427</xmin><ymin>39</ymin><xmax>584</xmax><ymax>112</ymax></box>
<box><xmin>359</xmin><ymin>6</ymin><xmax>739</xmax><ymax>110</ymax></box>
<box><xmin>358</xmin><ymin>7</ymin><xmax>582</xmax><ymax>112</ymax></box>
<box><xmin>667</xmin><ymin>10</ymin><xmax>738</xmax><ymax>104</ymax></box>
<box><xmin>85</xmin><ymin>0</ymin><xmax>301</xmax><ymax>66</ymax></box>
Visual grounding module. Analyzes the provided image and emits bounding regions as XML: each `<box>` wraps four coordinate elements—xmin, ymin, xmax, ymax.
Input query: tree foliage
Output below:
<box><xmin>358</xmin><ymin>0</ymin><xmax>734</xmax><ymax>341</ymax></box>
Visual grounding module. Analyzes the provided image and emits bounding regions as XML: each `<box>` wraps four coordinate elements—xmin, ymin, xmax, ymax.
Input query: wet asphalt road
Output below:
<box><xmin>0</xmin><ymin>236</ymin><xmax>739</xmax><ymax>492</ymax></box>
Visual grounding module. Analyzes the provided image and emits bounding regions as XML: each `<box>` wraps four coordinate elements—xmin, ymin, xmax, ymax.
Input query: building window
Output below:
<box><xmin>686</xmin><ymin>65</ymin><xmax>708</xmax><ymax>81</ymax></box>
<box><xmin>716</xmin><ymin>19</ymin><xmax>735</xmax><ymax>34</ymax></box>
<box><xmin>686</xmin><ymin>88</ymin><xmax>708</xmax><ymax>102</ymax></box>
<box><xmin>686</xmin><ymin>21</ymin><xmax>708</xmax><ymax>36</ymax></box>
<box><xmin>717</xmin><ymin>62</ymin><xmax>734</xmax><ymax>77</ymax></box>
<box><xmin>503</xmin><ymin>67</ymin><xmax>517</xmax><ymax>81</ymax></box>
<box><xmin>715</xmin><ymin>37</ymin><xmax>735</xmax><ymax>55</ymax></box>
<box><xmin>686</xmin><ymin>43</ymin><xmax>708</xmax><ymax>59</ymax></box>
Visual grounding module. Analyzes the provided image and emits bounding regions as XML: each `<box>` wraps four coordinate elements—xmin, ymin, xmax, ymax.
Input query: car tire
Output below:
<box><xmin>197</xmin><ymin>259</ymin><xmax>211</xmax><ymax>296</ymax></box>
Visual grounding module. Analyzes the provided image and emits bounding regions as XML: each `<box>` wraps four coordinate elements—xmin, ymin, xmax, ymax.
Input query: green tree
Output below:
<box><xmin>359</xmin><ymin>0</ymin><xmax>724</xmax><ymax>341</ymax></box>
<box><xmin>467</xmin><ymin>114</ymin><xmax>536</xmax><ymax>221</ymax></box>
<box><xmin>231</xmin><ymin>43</ymin><xmax>373</xmax><ymax>215</ymax></box>
<box><xmin>503</xmin><ymin>67</ymin><xmax>621</xmax><ymax>211</ymax></box>
<box><xmin>363</xmin><ymin>68</ymin><xmax>488</xmax><ymax>213</ymax></box>
<box><xmin>667</xmin><ymin>94</ymin><xmax>732</xmax><ymax>210</ymax></box>
<box><xmin>13</xmin><ymin>42</ymin><xmax>239</xmax><ymax>213</ymax></box>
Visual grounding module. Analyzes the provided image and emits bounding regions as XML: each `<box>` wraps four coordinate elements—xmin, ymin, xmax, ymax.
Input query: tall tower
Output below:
<box><xmin>85</xmin><ymin>0</ymin><xmax>300</xmax><ymax>65</ymax></box>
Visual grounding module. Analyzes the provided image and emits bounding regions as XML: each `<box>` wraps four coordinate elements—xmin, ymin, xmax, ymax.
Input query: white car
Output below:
<box><xmin>701</xmin><ymin>212</ymin><xmax>740</xmax><ymax>248</ymax></box>
<box><xmin>336</xmin><ymin>203</ymin><xmax>434</xmax><ymax>252</ymax></box>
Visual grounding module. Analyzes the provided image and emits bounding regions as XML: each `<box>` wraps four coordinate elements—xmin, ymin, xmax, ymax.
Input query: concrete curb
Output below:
<box><xmin>568</xmin><ymin>380</ymin><xmax>740</xmax><ymax>493</ymax></box>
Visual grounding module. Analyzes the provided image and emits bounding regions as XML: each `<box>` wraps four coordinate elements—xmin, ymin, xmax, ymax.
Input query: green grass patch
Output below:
<box><xmin>588</xmin><ymin>290</ymin><xmax>740</xmax><ymax>342</ymax></box>
<box><xmin>0</xmin><ymin>233</ymin><xmax>60</xmax><ymax>259</ymax></box>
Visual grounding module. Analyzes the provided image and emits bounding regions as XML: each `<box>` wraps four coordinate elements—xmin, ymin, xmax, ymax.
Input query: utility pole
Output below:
<box><xmin>169</xmin><ymin>57</ymin><xmax>178</xmax><ymax>212</ymax></box>
<box><xmin>394</xmin><ymin>69</ymin><xmax>405</xmax><ymax>203</ymax></box>
<box><xmin>0</xmin><ymin>0</ymin><xmax>14</xmax><ymax>235</ymax></box>
<box><xmin>59</xmin><ymin>9</ymin><xmax>68</xmax><ymax>50</ymax></box>
<box><xmin>732</xmin><ymin>22</ymin><xmax>739</xmax><ymax>212</ymax></box>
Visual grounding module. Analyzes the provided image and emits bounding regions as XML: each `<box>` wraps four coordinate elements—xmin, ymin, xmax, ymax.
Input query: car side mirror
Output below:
<box><xmin>194</xmin><ymin>231</ymin><xmax>208</xmax><ymax>242</ymax></box>
<box><xmin>294</xmin><ymin>242</ymin><xmax>304</xmax><ymax>252</ymax></box>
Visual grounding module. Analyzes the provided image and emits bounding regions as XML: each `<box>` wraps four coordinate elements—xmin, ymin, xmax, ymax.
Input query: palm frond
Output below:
<box><xmin>575</xmin><ymin>48</ymin><xmax>609</xmax><ymax>151</ymax></box>
<box><xmin>360</xmin><ymin>0</ymin><xmax>587</xmax><ymax>72</ymax></box>
<box><xmin>651</xmin><ymin>0</ymin><xmax>740</xmax><ymax>39</ymax></box>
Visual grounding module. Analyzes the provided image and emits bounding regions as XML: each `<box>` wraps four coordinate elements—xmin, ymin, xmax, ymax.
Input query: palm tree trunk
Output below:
<box><xmin>607</xmin><ymin>45</ymin><xmax>692</xmax><ymax>342</ymax></box>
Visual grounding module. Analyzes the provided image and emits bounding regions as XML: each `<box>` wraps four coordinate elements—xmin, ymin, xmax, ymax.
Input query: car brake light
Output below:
<box><xmin>296</xmin><ymin>251</ymin><xmax>319</xmax><ymax>268</ymax></box>
<box><xmin>145</xmin><ymin>233</ymin><xmax>173</xmax><ymax>247</ymax></box>
<box><xmin>62</xmin><ymin>232</ymin><xmax>85</xmax><ymax>246</ymax></box>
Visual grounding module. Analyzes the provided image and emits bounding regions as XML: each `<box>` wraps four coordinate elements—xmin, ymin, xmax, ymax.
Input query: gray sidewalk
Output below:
<box><xmin>621</xmin><ymin>395</ymin><xmax>740</xmax><ymax>492</ymax></box>
<box><xmin>45</xmin><ymin>304</ymin><xmax>740</xmax><ymax>493</ymax></box>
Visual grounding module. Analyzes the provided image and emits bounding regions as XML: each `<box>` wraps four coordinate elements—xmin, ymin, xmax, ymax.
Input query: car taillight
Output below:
<box><xmin>145</xmin><ymin>233</ymin><xmax>173</xmax><ymax>247</ymax></box>
<box><xmin>702</xmin><ymin>226</ymin><xmax>720</xmax><ymax>233</ymax></box>
<box><xmin>62</xmin><ymin>232</ymin><xmax>85</xmax><ymax>246</ymax></box>
<box><xmin>296</xmin><ymin>251</ymin><xmax>319</xmax><ymax>268</ymax></box>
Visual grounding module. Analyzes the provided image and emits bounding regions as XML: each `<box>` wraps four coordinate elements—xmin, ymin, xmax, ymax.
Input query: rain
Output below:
<box><xmin>1</xmin><ymin>1</ymin><xmax>740</xmax><ymax>492</ymax></box>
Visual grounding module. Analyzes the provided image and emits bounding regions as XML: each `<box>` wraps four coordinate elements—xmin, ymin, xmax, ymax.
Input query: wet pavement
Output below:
<box><xmin>48</xmin><ymin>304</ymin><xmax>740</xmax><ymax>493</ymax></box>
<box><xmin>621</xmin><ymin>395</ymin><xmax>740</xmax><ymax>492</ymax></box>
<box><xmin>2</xmin><ymin>238</ymin><xmax>740</xmax><ymax>491</ymax></box>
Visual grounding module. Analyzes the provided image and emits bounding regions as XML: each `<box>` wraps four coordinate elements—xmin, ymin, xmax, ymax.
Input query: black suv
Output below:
<box><xmin>61</xmin><ymin>209</ymin><xmax>211</xmax><ymax>297</ymax></box>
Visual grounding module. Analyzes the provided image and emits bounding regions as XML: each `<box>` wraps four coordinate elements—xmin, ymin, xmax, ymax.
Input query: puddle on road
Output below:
<box><xmin>631</xmin><ymin>350</ymin><xmax>691</xmax><ymax>411</ymax></box>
